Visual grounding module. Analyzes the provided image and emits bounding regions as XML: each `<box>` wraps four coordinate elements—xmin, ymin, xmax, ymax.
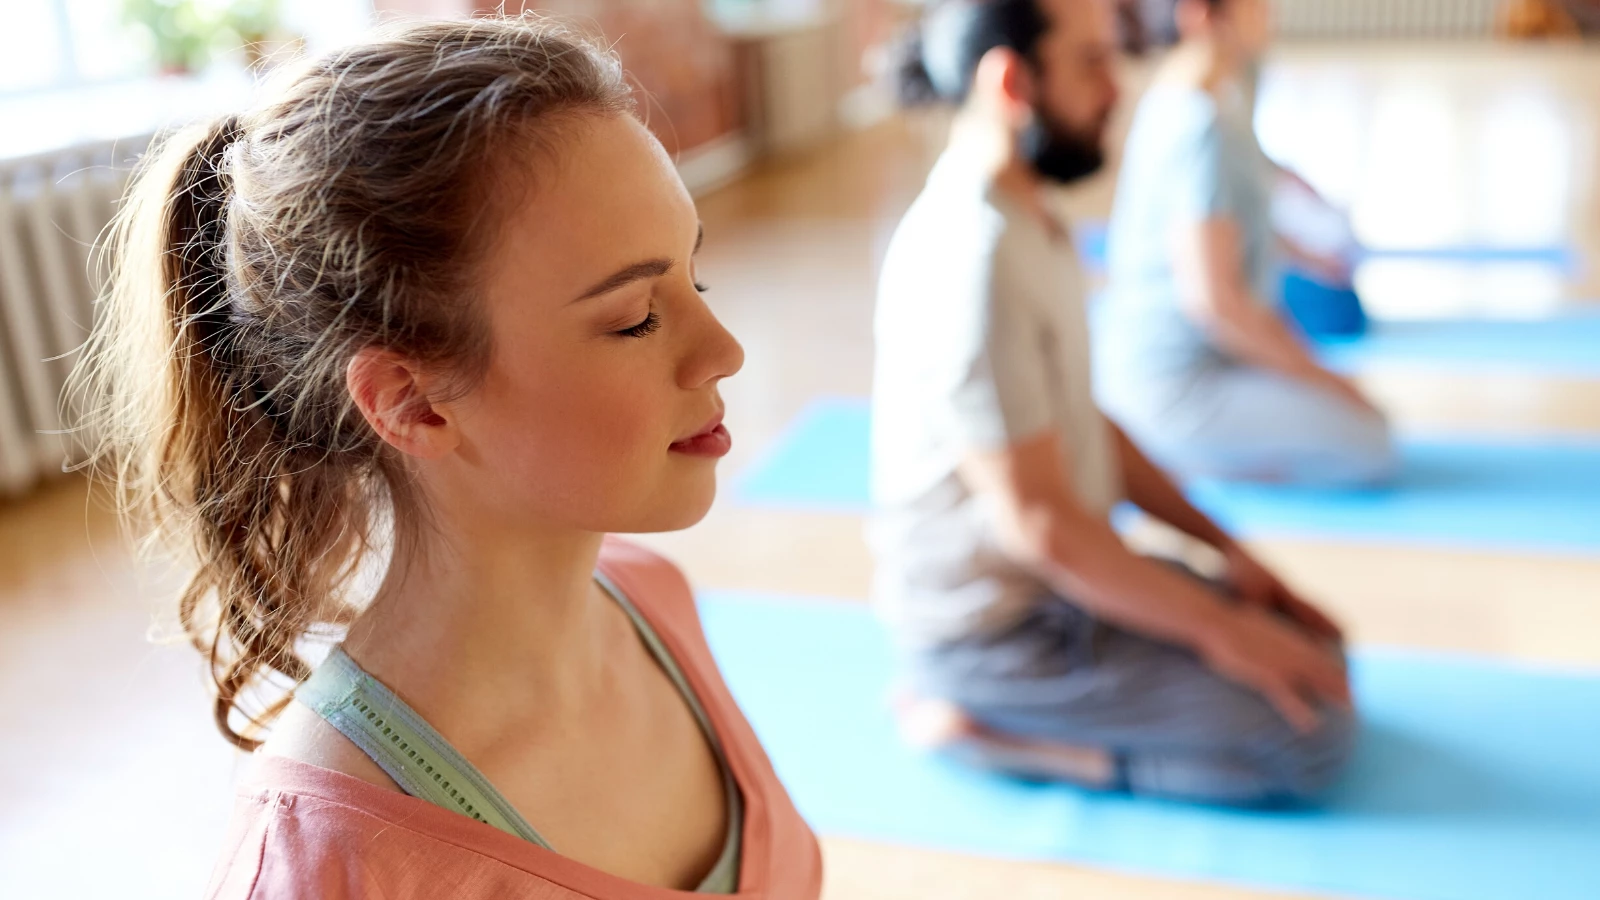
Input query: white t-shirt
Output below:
<box><xmin>869</xmin><ymin>149</ymin><xmax>1122</xmax><ymax>646</ymax></box>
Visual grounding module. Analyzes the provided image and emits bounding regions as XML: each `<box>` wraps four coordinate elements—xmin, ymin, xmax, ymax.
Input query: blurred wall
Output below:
<box><xmin>375</xmin><ymin>0</ymin><xmax>743</xmax><ymax>157</ymax></box>
<box><xmin>843</xmin><ymin>0</ymin><xmax>899</xmax><ymax>89</ymax></box>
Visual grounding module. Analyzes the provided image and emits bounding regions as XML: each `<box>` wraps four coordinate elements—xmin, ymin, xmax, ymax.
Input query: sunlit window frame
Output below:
<box><xmin>4</xmin><ymin>0</ymin><xmax>114</xmax><ymax>98</ymax></box>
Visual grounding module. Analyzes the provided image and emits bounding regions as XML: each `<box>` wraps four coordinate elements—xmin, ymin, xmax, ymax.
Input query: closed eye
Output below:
<box><xmin>617</xmin><ymin>310</ymin><xmax>661</xmax><ymax>338</ymax></box>
<box><xmin>692</xmin><ymin>226</ymin><xmax>707</xmax><ymax>292</ymax></box>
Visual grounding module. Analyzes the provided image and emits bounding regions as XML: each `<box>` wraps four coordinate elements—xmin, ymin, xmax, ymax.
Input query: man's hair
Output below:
<box><xmin>895</xmin><ymin>0</ymin><xmax>1054</xmax><ymax>106</ymax></box>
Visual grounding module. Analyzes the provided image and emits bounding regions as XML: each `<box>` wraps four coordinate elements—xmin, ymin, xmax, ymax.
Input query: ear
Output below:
<box><xmin>346</xmin><ymin>347</ymin><xmax>460</xmax><ymax>460</ymax></box>
<box><xmin>972</xmin><ymin>46</ymin><xmax>1038</xmax><ymax>126</ymax></box>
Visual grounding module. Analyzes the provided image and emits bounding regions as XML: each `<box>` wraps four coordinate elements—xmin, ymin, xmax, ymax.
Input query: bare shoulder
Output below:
<box><xmin>257</xmin><ymin>700</ymin><xmax>404</xmax><ymax>794</ymax></box>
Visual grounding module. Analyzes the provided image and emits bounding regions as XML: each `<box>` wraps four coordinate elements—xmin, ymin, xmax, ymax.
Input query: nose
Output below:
<box><xmin>677</xmin><ymin>289</ymin><xmax>745</xmax><ymax>391</ymax></box>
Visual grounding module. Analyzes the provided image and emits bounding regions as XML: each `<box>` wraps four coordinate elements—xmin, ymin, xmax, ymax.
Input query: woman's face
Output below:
<box><xmin>441</xmin><ymin>114</ymin><xmax>743</xmax><ymax>535</ymax></box>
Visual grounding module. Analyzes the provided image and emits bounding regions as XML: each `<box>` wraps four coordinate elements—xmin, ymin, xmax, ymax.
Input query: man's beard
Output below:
<box><xmin>1019</xmin><ymin>110</ymin><xmax>1106</xmax><ymax>185</ymax></box>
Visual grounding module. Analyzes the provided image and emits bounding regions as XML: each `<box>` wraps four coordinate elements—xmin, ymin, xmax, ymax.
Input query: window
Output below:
<box><xmin>0</xmin><ymin>0</ymin><xmax>373</xmax><ymax>96</ymax></box>
<box><xmin>1</xmin><ymin>0</ymin><xmax>144</xmax><ymax>93</ymax></box>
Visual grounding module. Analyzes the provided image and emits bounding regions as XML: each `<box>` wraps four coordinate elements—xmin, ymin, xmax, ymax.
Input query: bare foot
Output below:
<box><xmin>892</xmin><ymin>688</ymin><xmax>982</xmax><ymax>748</ymax></box>
<box><xmin>891</xmin><ymin>692</ymin><xmax>1117</xmax><ymax>787</ymax></box>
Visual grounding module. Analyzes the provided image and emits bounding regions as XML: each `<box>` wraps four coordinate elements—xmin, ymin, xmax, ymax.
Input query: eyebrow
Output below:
<box><xmin>573</xmin><ymin>259</ymin><xmax>673</xmax><ymax>302</ymax></box>
<box><xmin>571</xmin><ymin>225</ymin><xmax>705</xmax><ymax>303</ymax></box>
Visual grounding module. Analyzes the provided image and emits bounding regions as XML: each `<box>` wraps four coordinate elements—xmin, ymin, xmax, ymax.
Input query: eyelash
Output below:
<box><xmin>618</xmin><ymin>311</ymin><xmax>661</xmax><ymax>338</ymax></box>
<box><xmin>615</xmin><ymin>283</ymin><xmax>708</xmax><ymax>338</ymax></box>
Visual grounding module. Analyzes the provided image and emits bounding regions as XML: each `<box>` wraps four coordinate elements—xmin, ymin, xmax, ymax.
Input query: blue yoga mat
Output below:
<box><xmin>1090</xmin><ymin>298</ymin><xmax>1600</xmax><ymax>376</ymax></box>
<box><xmin>1074</xmin><ymin>219</ymin><xmax>1580</xmax><ymax>273</ymax></box>
<box><xmin>1315</xmin><ymin>313</ymin><xmax>1600</xmax><ymax>377</ymax></box>
<box><xmin>1359</xmin><ymin>243</ymin><xmax>1581</xmax><ymax>268</ymax></box>
<box><xmin>701</xmin><ymin>592</ymin><xmax>1600</xmax><ymax>900</ymax></box>
<box><xmin>732</xmin><ymin>398</ymin><xmax>1600</xmax><ymax>553</ymax></box>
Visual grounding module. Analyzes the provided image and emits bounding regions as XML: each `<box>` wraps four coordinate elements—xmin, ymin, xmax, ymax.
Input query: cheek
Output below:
<box><xmin>1047</xmin><ymin>78</ymin><xmax>1089</xmax><ymax>122</ymax></box>
<box><xmin>468</xmin><ymin>347</ymin><xmax>675</xmax><ymax>524</ymax></box>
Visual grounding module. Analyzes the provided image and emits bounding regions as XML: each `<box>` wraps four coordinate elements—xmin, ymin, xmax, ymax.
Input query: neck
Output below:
<box><xmin>947</xmin><ymin>110</ymin><xmax>1056</xmax><ymax>234</ymax></box>
<box><xmin>1163</xmin><ymin>39</ymin><xmax>1243</xmax><ymax>93</ymax></box>
<box><xmin>343</xmin><ymin>511</ymin><xmax>613</xmax><ymax>746</ymax></box>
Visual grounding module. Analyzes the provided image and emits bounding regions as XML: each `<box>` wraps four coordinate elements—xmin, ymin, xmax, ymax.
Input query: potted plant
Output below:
<box><xmin>123</xmin><ymin>0</ymin><xmax>286</xmax><ymax>76</ymax></box>
<box><xmin>121</xmin><ymin>0</ymin><xmax>220</xmax><ymax>75</ymax></box>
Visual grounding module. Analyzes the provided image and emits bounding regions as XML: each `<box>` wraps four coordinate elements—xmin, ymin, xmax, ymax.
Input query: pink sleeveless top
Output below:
<box><xmin>204</xmin><ymin>538</ymin><xmax>823</xmax><ymax>899</ymax></box>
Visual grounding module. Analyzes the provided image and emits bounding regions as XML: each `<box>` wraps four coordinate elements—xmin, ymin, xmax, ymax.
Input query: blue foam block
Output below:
<box><xmin>1315</xmin><ymin>313</ymin><xmax>1600</xmax><ymax>377</ymax></box>
<box><xmin>1283</xmin><ymin>270</ymin><xmax>1369</xmax><ymax>339</ymax></box>
<box><xmin>700</xmin><ymin>592</ymin><xmax>1600</xmax><ymax>900</ymax></box>
<box><xmin>732</xmin><ymin>397</ymin><xmax>1600</xmax><ymax>553</ymax></box>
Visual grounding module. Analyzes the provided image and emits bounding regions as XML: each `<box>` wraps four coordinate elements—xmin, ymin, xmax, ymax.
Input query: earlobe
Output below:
<box><xmin>346</xmin><ymin>349</ymin><xmax>460</xmax><ymax>460</ymax></box>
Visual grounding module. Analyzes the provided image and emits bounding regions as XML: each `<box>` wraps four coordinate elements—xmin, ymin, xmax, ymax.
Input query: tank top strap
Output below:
<box><xmin>295</xmin><ymin>645</ymin><xmax>552</xmax><ymax>848</ymax></box>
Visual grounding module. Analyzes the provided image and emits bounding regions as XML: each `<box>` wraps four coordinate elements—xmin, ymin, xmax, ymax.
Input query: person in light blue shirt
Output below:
<box><xmin>1095</xmin><ymin>0</ymin><xmax>1396</xmax><ymax>486</ymax></box>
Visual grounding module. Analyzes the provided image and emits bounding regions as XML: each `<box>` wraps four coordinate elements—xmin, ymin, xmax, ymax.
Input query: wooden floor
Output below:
<box><xmin>3</xmin><ymin>42</ymin><xmax>1599</xmax><ymax>899</ymax></box>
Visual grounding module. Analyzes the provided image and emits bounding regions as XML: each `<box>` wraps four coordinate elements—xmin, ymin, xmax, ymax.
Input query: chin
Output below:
<box><xmin>626</xmin><ymin>473</ymin><xmax>719</xmax><ymax>534</ymax></box>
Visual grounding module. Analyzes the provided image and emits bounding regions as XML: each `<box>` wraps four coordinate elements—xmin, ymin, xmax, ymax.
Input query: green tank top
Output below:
<box><xmin>295</xmin><ymin>572</ymin><xmax>743</xmax><ymax>893</ymax></box>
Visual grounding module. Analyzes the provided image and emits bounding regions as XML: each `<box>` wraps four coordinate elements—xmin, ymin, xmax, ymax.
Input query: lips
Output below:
<box><xmin>670</xmin><ymin>411</ymin><xmax>732</xmax><ymax>458</ymax></box>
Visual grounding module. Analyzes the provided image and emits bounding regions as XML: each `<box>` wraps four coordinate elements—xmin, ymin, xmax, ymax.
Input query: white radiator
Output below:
<box><xmin>1273</xmin><ymin>0</ymin><xmax>1502</xmax><ymax>38</ymax></box>
<box><xmin>0</xmin><ymin>140</ymin><xmax>139</xmax><ymax>498</ymax></box>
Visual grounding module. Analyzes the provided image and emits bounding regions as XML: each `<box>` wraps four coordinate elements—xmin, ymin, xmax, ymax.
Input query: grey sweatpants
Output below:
<box><xmin>901</xmin><ymin>588</ymin><xmax>1358</xmax><ymax>806</ymax></box>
